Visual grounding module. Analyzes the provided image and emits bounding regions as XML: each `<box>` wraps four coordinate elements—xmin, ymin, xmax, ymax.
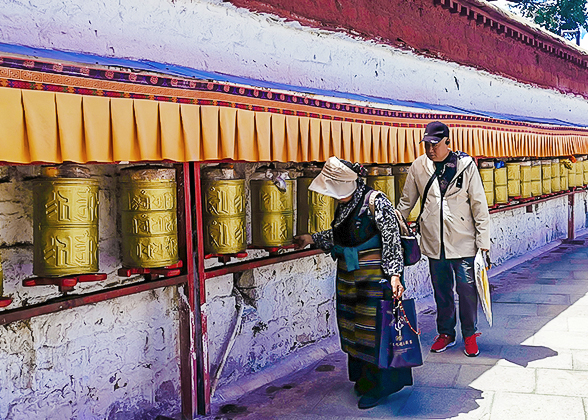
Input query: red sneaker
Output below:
<box><xmin>464</xmin><ymin>333</ymin><xmax>481</xmax><ymax>357</ymax></box>
<box><xmin>430</xmin><ymin>334</ymin><xmax>456</xmax><ymax>353</ymax></box>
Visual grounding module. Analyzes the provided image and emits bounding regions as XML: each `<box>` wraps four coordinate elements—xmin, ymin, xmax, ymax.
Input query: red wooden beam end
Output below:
<box><xmin>247</xmin><ymin>244</ymin><xmax>298</xmax><ymax>255</ymax></box>
<box><xmin>22</xmin><ymin>274</ymin><xmax>107</xmax><ymax>293</ymax></box>
<box><xmin>117</xmin><ymin>261</ymin><xmax>184</xmax><ymax>279</ymax></box>
<box><xmin>204</xmin><ymin>252</ymin><xmax>248</xmax><ymax>261</ymax></box>
<box><xmin>0</xmin><ymin>297</ymin><xmax>12</xmax><ymax>308</ymax></box>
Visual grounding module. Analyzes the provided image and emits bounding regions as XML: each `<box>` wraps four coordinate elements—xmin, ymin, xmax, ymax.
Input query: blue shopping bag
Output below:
<box><xmin>376</xmin><ymin>298</ymin><xmax>423</xmax><ymax>369</ymax></box>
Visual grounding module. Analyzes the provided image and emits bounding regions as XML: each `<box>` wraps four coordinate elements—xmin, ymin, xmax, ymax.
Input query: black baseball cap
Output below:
<box><xmin>422</xmin><ymin>121</ymin><xmax>449</xmax><ymax>144</ymax></box>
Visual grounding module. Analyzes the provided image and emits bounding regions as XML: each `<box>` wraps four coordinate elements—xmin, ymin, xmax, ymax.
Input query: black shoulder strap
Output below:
<box><xmin>416</xmin><ymin>171</ymin><xmax>437</xmax><ymax>224</ymax></box>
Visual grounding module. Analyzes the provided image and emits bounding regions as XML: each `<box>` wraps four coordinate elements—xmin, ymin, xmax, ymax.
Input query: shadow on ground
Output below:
<box><xmin>202</xmin><ymin>238</ymin><xmax>588</xmax><ymax>420</ymax></box>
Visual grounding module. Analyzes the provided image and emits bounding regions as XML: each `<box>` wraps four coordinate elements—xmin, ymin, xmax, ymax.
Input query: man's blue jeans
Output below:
<box><xmin>428</xmin><ymin>251</ymin><xmax>478</xmax><ymax>338</ymax></box>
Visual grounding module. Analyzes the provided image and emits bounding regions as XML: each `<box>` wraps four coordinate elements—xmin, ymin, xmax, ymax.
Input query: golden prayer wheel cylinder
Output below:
<box><xmin>394</xmin><ymin>165</ymin><xmax>421</xmax><ymax>222</ymax></box>
<box><xmin>251</xmin><ymin>169</ymin><xmax>294</xmax><ymax>247</ymax></box>
<box><xmin>568</xmin><ymin>161</ymin><xmax>577</xmax><ymax>188</ymax></box>
<box><xmin>551</xmin><ymin>159</ymin><xmax>561</xmax><ymax>192</ymax></box>
<box><xmin>520</xmin><ymin>161</ymin><xmax>532</xmax><ymax>199</ymax></box>
<box><xmin>541</xmin><ymin>160</ymin><xmax>552</xmax><ymax>195</ymax></box>
<box><xmin>583</xmin><ymin>158</ymin><xmax>588</xmax><ymax>186</ymax></box>
<box><xmin>479</xmin><ymin>162</ymin><xmax>495</xmax><ymax>207</ymax></box>
<box><xmin>530</xmin><ymin>161</ymin><xmax>542</xmax><ymax>197</ymax></box>
<box><xmin>201</xmin><ymin>165</ymin><xmax>246</xmax><ymax>255</ymax></box>
<box><xmin>576</xmin><ymin>157</ymin><xmax>585</xmax><ymax>186</ymax></box>
<box><xmin>560</xmin><ymin>161</ymin><xmax>569</xmax><ymax>191</ymax></box>
<box><xmin>33</xmin><ymin>165</ymin><xmax>99</xmax><ymax>277</ymax></box>
<box><xmin>506</xmin><ymin>162</ymin><xmax>521</xmax><ymax>198</ymax></box>
<box><xmin>297</xmin><ymin>166</ymin><xmax>335</xmax><ymax>235</ymax></box>
<box><xmin>494</xmin><ymin>166</ymin><xmax>508</xmax><ymax>204</ymax></box>
<box><xmin>367</xmin><ymin>166</ymin><xmax>395</xmax><ymax>204</ymax></box>
<box><xmin>202</xmin><ymin>165</ymin><xmax>246</xmax><ymax>255</ymax></box>
<box><xmin>120</xmin><ymin>167</ymin><xmax>178</xmax><ymax>268</ymax></box>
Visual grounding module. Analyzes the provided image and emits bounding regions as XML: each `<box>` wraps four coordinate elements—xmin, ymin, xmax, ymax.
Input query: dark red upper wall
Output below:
<box><xmin>227</xmin><ymin>0</ymin><xmax>588</xmax><ymax>99</ymax></box>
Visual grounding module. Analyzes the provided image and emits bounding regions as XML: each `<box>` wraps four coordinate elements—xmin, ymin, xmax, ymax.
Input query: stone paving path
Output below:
<box><xmin>204</xmin><ymin>239</ymin><xmax>588</xmax><ymax>420</ymax></box>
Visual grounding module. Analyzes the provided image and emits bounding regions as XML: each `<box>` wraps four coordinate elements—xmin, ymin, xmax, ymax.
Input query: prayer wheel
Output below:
<box><xmin>120</xmin><ymin>166</ymin><xmax>178</xmax><ymax>268</ymax></box>
<box><xmin>251</xmin><ymin>168</ymin><xmax>294</xmax><ymax>247</ymax></box>
<box><xmin>506</xmin><ymin>162</ymin><xmax>521</xmax><ymax>198</ymax></box>
<box><xmin>494</xmin><ymin>166</ymin><xmax>508</xmax><ymax>204</ymax></box>
<box><xmin>33</xmin><ymin>165</ymin><xmax>99</xmax><ymax>277</ymax></box>
<box><xmin>568</xmin><ymin>160</ymin><xmax>577</xmax><ymax>188</ymax></box>
<box><xmin>576</xmin><ymin>157</ymin><xmax>585</xmax><ymax>186</ymax></box>
<box><xmin>551</xmin><ymin>159</ymin><xmax>561</xmax><ymax>192</ymax></box>
<box><xmin>541</xmin><ymin>160</ymin><xmax>552</xmax><ymax>195</ymax></box>
<box><xmin>583</xmin><ymin>157</ymin><xmax>588</xmax><ymax>186</ymax></box>
<box><xmin>202</xmin><ymin>164</ymin><xmax>247</xmax><ymax>255</ymax></box>
<box><xmin>530</xmin><ymin>161</ymin><xmax>542</xmax><ymax>197</ymax></box>
<box><xmin>560</xmin><ymin>161</ymin><xmax>569</xmax><ymax>191</ymax></box>
<box><xmin>520</xmin><ymin>161</ymin><xmax>532</xmax><ymax>199</ymax></box>
<box><xmin>297</xmin><ymin>165</ymin><xmax>335</xmax><ymax>235</ymax></box>
<box><xmin>394</xmin><ymin>165</ymin><xmax>421</xmax><ymax>222</ymax></box>
<box><xmin>479</xmin><ymin>161</ymin><xmax>495</xmax><ymax>207</ymax></box>
<box><xmin>367</xmin><ymin>166</ymin><xmax>395</xmax><ymax>204</ymax></box>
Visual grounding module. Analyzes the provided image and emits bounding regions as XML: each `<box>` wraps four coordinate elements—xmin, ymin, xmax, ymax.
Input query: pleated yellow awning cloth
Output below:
<box><xmin>1</xmin><ymin>87</ymin><xmax>588</xmax><ymax>164</ymax></box>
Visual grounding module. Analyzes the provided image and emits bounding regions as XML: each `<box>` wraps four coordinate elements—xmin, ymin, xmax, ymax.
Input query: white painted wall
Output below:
<box><xmin>0</xmin><ymin>0</ymin><xmax>587</xmax><ymax>126</ymax></box>
<box><xmin>0</xmin><ymin>166</ymin><xmax>181</xmax><ymax>420</ymax></box>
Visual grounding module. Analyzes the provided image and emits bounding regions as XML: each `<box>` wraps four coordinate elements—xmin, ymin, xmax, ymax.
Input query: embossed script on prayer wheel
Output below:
<box><xmin>394</xmin><ymin>165</ymin><xmax>421</xmax><ymax>222</ymax></box>
<box><xmin>560</xmin><ymin>161</ymin><xmax>569</xmax><ymax>191</ymax></box>
<box><xmin>479</xmin><ymin>162</ymin><xmax>494</xmax><ymax>206</ymax></box>
<box><xmin>551</xmin><ymin>159</ymin><xmax>561</xmax><ymax>192</ymax></box>
<box><xmin>297</xmin><ymin>172</ymin><xmax>335</xmax><ymax>235</ymax></box>
<box><xmin>541</xmin><ymin>160</ymin><xmax>552</xmax><ymax>195</ymax></box>
<box><xmin>251</xmin><ymin>177</ymin><xmax>294</xmax><ymax>247</ymax></box>
<box><xmin>520</xmin><ymin>161</ymin><xmax>532</xmax><ymax>199</ymax></box>
<box><xmin>367</xmin><ymin>166</ymin><xmax>395</xmax><ymax>204</ymax></box>
<box><xmin>494</xmin><ymin>166</ymin><xmax>508</xmax><ymax>204</ymax></box>
<box><xmin>576</xmin><ymin>157</ymin><xmax>585</xmax><ymax>186</ymax></box>
<box><xmin>202</xmin><ymin>165</ymin><xmax>246</xmax><ymax>254</ymax></box>
<box><xmin>568</xmin><ymin>161</ymin><xmax>577</xmax><ymax>188</ymax></box>
<box><xmin>530</xmin><ymin>161</ymin><xmax>542</xmax><ymax>197</ymax></box>
<box><xmin>506</xmin><ymin>162</ymin><xmax>521</xmax><ymax>198</ymax></box>
<box><xmin>33</xmin><ymin>166</ymin><xmax>99</xmax><ymax>277</ymax></box>
<box><xmin>120</xmin><ymin>167</ymin><xmax>178</xmax><ymax>268</ymax></box>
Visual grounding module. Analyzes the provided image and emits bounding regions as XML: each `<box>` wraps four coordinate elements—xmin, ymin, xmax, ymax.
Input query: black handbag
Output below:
<box><xmin>368</xmin><ymin>190</ymin><xmax>422</xmax><ymax>266</ymax></box>
<box><xmin>393</xmin><ymin>210</ymin><xmax>421</xmax><ymax>266</ymax></box>
<box><xmin>398</xmin><ymin>170</ymin><xmax>438</xmax><ymax>265</ymax></box>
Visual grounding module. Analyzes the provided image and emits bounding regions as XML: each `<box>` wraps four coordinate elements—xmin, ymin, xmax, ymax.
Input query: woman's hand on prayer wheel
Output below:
<box><xmin>390</xmin><ymin>275</ymin><xmax>404</xmax><ymax>299</ymax></box>
<box><xmin>293</xmin><ymin>234</ymin><xmax>314</xmax><ymax>249</ymax></box>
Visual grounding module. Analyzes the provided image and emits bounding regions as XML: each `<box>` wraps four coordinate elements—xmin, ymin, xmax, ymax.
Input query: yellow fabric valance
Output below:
<box><xmin>1</xmin><ymin>87</ymin><xmax>588</xmax><ymax>164</ymax></box>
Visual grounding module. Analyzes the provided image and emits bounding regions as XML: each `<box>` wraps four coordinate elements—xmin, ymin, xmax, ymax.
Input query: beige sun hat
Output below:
<box><xmin>308</xmin><ymin>156</ymin><xmax>358</xmax><ymax>199</ymax></box>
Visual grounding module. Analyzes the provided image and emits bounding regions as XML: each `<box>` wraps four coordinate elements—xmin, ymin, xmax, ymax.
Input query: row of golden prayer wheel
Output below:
<box><xmin>479</xmin><ymin>157</ymin><xmax>588</xmax><ymax>206</ymax></box>
<box><xmin>27</xmin><ymin>165</ymin><xmax>179</xmax><ymax>279</ymax></box>
<box><xmin>201</xmin><ymin>164</ymin><xmax>422</xmax><ymax>255</ymax></box>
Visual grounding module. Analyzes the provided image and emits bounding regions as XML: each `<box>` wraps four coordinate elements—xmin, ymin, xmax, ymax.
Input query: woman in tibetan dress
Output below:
<box><xmin>294</xmin><ymin>156</ymin><xmax>413</xmax><ymax>409</ymax></box>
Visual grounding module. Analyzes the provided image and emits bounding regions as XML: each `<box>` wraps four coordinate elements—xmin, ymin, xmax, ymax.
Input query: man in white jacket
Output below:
<box><xmin>398</xmin><ymin>121</ymin><xmax>490</xmax><ymax>357</ymax></box>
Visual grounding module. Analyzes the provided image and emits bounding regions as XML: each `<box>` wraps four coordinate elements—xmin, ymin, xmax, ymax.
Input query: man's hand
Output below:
<box><xmin>293</xmin><ymin>234</ymin><xmax>314</xmax><ymax>249</ymax></box>
<box><xmin>390</xmin><ymin>275</ymin><xmax>404</xmax><ymax>299</ymax></box>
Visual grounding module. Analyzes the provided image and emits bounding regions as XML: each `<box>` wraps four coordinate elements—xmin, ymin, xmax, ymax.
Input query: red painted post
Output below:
<box><xmin>568</xmin><ymin>193</ymin><xmax>575</xmax><ymax>240</ymax></box>
<box><xmin>177</xmin><ymin>162</ymin><xmax>198</xmax><ymax>419</ymax></box>
<box><xmin>192</xmin><ymin>163</ymin><xmax>211</xmax><ymax>415</ymax></box>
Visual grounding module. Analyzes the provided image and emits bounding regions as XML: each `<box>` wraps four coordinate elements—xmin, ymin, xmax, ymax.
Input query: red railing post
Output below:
<box><xmin>192</xmin><ymin>163</ymin><xmax>211</xmax><ymax>415</ymax></box>
<box><xmin>177</xmin><ymin>162</ymin><xmax>198</xmax><ymax>419</ymax></box>
<box><xmin>568</xmin><ymin>192</ymin><xmax>575</xmax><ymax>240</ymax></box>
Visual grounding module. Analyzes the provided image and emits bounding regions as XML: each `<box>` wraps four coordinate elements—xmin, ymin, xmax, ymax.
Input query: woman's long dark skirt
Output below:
<box><xmin>336</xmin><ymin>248</ymin><xmax>413</xmax><ymax>397</ymax></box>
